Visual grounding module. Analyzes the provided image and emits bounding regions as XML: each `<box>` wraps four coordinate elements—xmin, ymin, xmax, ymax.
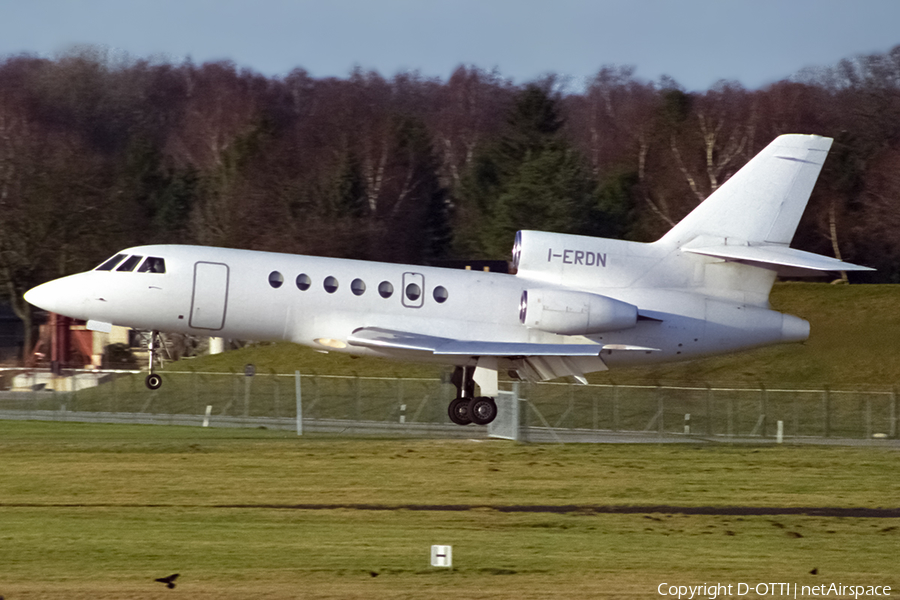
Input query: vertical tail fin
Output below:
<box><xmin>659</xmin><ymin>134</ymin><xmax>833</xmax><ymax>246</ymax></box>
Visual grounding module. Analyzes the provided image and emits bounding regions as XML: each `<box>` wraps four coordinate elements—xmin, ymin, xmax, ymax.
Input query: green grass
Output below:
<box><xmin>159</xmin><ymin>283</ymin><xmax>900</xmax><ymax>389</ymax></box>
<box><xmin>610</xmin><ymin>283</ymin><xmax>900</xmax><ymax>388</ymax></box>
<box><xmin>0</xmin><ymin>421</ymin><xmax>897</xmax><ymax>598</ymax></box>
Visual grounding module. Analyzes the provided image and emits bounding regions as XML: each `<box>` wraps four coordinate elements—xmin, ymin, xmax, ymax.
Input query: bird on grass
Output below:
<box><xmin>155</xmin><ymin>573</ymin><xmax>180</xmax><ymax>589</ymax></box>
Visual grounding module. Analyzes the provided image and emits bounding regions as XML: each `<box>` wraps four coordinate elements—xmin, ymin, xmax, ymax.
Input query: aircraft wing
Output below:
<box><xmin>347</xmin><ymin>327</ymin><xmax>658</xmax><ymax>357</ymax></box>
<box><xmin>684</xmin><ymin>244</ymin><xmax>874</xmax><ymax>276</ymax></box>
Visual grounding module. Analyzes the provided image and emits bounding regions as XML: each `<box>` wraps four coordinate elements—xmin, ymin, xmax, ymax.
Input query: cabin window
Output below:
<box><xmin>405</xmin><ymin>282</ymin><xmax>421</xmax><ymax>302</ymax></box>
<box><xmin>138</xmin><ymin>257</ymin><xmax>166</xmax><ymax>273</ymax></box>
<box><xmin>378</xmin><ymin>281</ymin><xmax>393</xmax><ymax>298</ymax></box>
<box><xmin>433</xmin><ymin>286</ymin><xmax>449</xmax><ymax>303</ymax></box>
<box><xmin>116</xmin><ymin>255</ymin><xmax>143</xmax><ymax>272</ymax></box>
<box><xmin>296</xmin><ymin>273</ymin><xmax>311</xmax><ymax>290</ymax></box>
<box><xmin>96</xmin><ymin>254</ymin><xmax>127</xmax><ymax>271</ymax></box>
<box><xmin>269</xmin><ymin>271</ymin><xmax>284</xmax><ymax>288</ymax></box>
<box><xmin>324</xmin><ymin>276</ymin><xmax>339</xmax><ymax>293</ymax></box>
<box><xmin>351</xmin><ymin>278</ymin><xmax>366</xmax><ymax>296</ymax></box>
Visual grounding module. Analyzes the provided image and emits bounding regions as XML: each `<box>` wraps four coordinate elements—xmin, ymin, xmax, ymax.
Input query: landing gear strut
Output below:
<box><xmin>145</xmin><ymin>330</ymin><xmax>163</xmax><ymax>390</ymax></box>
<box><xmin>447</xmin><ymin>366</ymin><xmax>497</xmax><ymax>426</ymax></box>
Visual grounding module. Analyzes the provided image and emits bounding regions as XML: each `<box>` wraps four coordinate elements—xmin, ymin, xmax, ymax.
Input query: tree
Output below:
<box><xmin>454</xmin><ymin>84</ymin><xmax>608</xmax><ymax>258</ymax></box>
<box><xmin>0</xmin><ymin>81</ymin><xmax>114</xmax><ymax>359</ymax></box>
<box><xmin>161</xmin><ymin>61</ymin><xmax>269</xmax><ymax>247</ymax></box>
<box><xmin>432</xmin><ymin>66</ymin><xmax>514</xmax><ymax>189</ymax></box>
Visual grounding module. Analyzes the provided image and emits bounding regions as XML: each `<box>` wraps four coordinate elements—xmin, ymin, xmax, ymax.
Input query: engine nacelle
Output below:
<box><xmin>519</xmin><ymin>288</ymin><xmax>638</xmax><ymax>335</ymax></box>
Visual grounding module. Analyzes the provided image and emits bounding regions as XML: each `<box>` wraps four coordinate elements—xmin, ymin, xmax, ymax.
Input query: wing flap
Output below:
<box><xmin>348</xmin><ymin>327</ymin><xmax>661</xmax><ymax>383</ymax></box>
<box><xmin>348</xmin><ymin>327</ymin><xmax>606</xmax><ymax>357</ymax></box>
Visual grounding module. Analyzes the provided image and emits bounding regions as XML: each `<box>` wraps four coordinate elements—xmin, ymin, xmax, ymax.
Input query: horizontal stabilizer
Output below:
<box><xmin>684</xmin><ymin>245</ymin><xmax>874</xmax><ymax>277</ymax></box>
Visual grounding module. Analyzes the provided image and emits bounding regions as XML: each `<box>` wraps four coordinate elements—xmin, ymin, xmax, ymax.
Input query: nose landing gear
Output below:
<box><xmin>145</xmin><ymin>372</ymin><xmax>162</xmax><ymax>390</ymax></box>
<box><xmin>145</xmin><ymin>330</ymin><xmax>163</xmax><ymax>390</ymax></box>
<box><xmin>447</xmin><ymin>366</ymin><xmax>498</xmax><ymax>426</ymax></box>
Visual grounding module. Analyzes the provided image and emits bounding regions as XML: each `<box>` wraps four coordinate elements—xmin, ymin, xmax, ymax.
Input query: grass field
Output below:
<box><xmin>0</xmin><ymin>421</ymin><xmax>897</xmax><ymax>599</ymax></box>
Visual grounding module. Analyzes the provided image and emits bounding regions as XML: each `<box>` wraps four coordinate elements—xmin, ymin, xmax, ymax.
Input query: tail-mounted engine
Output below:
<box><xmin>519</xmin><ymin>288</ymin><xmax>638</xmax><ymax>335</ymax></box>
<box><xmin>511</xmin><ymin>229</ymin><xmax>633</xmax><ymax>286</ymax></box>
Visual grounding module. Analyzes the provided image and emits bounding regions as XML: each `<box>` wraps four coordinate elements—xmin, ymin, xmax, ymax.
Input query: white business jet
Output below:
<box><xmin>24</xmin><ymin>135</ymin><xmax>872</xmax><ymax>426</ymax></box>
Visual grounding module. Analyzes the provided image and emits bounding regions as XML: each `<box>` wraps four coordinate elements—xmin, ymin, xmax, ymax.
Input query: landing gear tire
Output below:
<box><xmin>448</xmin><ymin>397</ymin><xmax>472</xmax><ymax>425</ymax></box>
<box><xmin>145</xmin><ymin>373</ymin><xmax>163</xmax><ymax>390</ymax></box>
<box><xmin>469</xmin><ymin>396</ymin><xmax>498</xmax><ymax>426</ymax></box>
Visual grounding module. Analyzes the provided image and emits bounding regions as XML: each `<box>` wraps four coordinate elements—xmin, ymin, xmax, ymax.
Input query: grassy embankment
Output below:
<box><xmin>0</xmin><ymin>420</ymin><xmax>897</xmax><ymax>599</ymax></box>
<box><xmin>158</xmin><ymin>283</ymin><xmax>900</xmax><ymax>389</ymax></box>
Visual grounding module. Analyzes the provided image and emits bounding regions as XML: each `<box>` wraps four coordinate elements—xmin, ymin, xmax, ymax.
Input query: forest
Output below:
<box><xmin>1</xmin><ymin>44</ymin><xmax>899</xmax><ymax>348</ymax></box>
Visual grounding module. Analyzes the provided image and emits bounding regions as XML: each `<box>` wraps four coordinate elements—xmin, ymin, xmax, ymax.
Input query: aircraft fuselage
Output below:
<box><xmin>25</xmin><ymin>243</ymin><xmax>806</xmax><ymax>378</ymax></box>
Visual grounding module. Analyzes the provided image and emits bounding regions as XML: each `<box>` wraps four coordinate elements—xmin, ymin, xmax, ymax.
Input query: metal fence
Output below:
<box><xmin>0</xmin><ymin>369</ymin><xmax>897</xmax><ymax>442</ymax></box>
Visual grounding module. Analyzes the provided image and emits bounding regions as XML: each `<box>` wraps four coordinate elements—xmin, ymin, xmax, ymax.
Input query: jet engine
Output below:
<box><xmin>519</xmin><ymin>288</ymin><xmax>638</xmax><ymax>335</ymax></box>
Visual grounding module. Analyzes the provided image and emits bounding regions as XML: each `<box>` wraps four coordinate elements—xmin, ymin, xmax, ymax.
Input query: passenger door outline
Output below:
<box><xmin>190</xmin><ymin>261</ymin><xmax>229</xmax><ymax>330</ymax></box>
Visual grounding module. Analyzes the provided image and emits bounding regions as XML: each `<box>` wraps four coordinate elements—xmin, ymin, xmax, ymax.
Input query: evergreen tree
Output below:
<box><xmin>384</xmin><ymin>115</ymin><xmax>451</xmax><ymax>263</ymax></box>
<box><xmin>454</xmin><ymin>84</ymin><xmax>612</xmax><ymax>258</ymax></box>
<box><xmin>118</xmin><ymin>135</ymin><xmax>198</xmax><ymax>243</ymax></box>
<box><xmin>329</xmin><ymin>150</ymin><xmax>367</xmax><ymax>218</ymax></box>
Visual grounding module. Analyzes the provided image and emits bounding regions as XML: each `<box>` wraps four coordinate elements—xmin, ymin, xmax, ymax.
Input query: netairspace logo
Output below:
<box><xmin>657</xmin><ymin>582</ymin><xmax>892</xmax><ymax>599</ymax></box>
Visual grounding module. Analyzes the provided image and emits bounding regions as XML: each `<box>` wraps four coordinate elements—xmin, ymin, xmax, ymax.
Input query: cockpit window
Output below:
<box><xmin>116</xmin><ymin>255</ymin><xmax>143</xmax><ymax>272</ymax></box>
<box><xmin>95</xmin><ymin>254</ymin><xmax>127</xmax><ymax>271</ymax></box>
<box><xmin>137</xmin><ymin>257</ymin><xmax>166</xmax><ymax>273</ymax></box>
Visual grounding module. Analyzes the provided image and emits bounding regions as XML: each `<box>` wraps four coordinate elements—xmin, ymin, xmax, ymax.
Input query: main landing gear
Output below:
<box><xmin>447</xmin><ymin>366</ymin><xmax>498</xmax><ymax>426</ymax></box>
<box><xmin>145</xmin><ymin>330</ymin><xmax>163</xmax><ymax>390</ymax></box>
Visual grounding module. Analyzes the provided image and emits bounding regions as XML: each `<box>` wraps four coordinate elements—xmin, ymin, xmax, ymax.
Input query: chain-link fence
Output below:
<box><xmin>0</xmin><ymin>369</ymin><xmax>897</xmax><ymax>442</ymax></box>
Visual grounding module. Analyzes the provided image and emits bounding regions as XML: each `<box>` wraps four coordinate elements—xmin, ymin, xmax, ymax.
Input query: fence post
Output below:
<box><xmin>793</xmin><ymin>393</ymin><xmax>800</xmax><ymax>438</ymax></box>
<box><xmin>522</xmin><ymin>386</ymin><xmax>530</xmax><ymax>443</ymax></box>
<box><xmin>243</xmin><ymin>374</ymin><xmax>252</xmax><ymax>419</ymax></box>
<box><xmin>230</xmin><ymin>370</ymin><xmax>239</xmax><ymax>417</ymax></box>
<box><xmin>823</xmin><ymin>387</ymin><xmax>831</xmax><ymax>438</ymax></box>
<box><xmin>397</xmin><ymin>378</ymin><xmax>405</xmax><ymax>424</ymax></box>
<box><xmin>514</xmin><ymin>382</ymin><xmax>521</xmax><ymax>437</ymax></box>
<box><xmin>727</xmin><ymin>394</ymin><xmax>735</xmax><ymax>437</ymax></box>
<box><xmin>313</xmin><ymin>375</ymin><xmax>321</xmax><ymax>418</ymax></box>
<box><xmin>612</xmin><ymin>385</ymin><xmax>619</xmax><ymax>432</ymax></box>
<box><xmin>657</xmin><ymin>386</ymin><xmax>664</xmax><ymax>435</ymax></box>
<box><xmin>891</xmin><ymin>387</ymin><xmax>897</xmax><ymax>439</ymax></box>
<box><xmin>110</xmin><ymin>373</ymin><xmax>117</xmax><ymax>414</ymax></box>
<box><xmin>865</xmin><ymin>397</ymin><xmax>872</xmax><ymax>440</ymax></box>
<box><xmin>355</xmin><ymin>375</ymin><xmax>362</xmax><ymax>421</ymax></box>
<box><xmin>273</xmin><ymin>372</ymin><xmax>280</xmax><ymax>420</ymax></box>
<box><xmin>568</xmin><ymin>384</ymin><xmax>575</xmax><ymax>429</ymax></box>
<box><xmin>706</xmin><ymin>385</ymin><xmax>713</xmax><ymax>436</ymax></box>
<box><xmin>295</xmin><ymin>371</ymin><xmax>302</xmax><ymax>435</ymax></box>
<box><xmin>760</xmin><ymin>384</ymin><xmax>768</xmax><ymax>438</ymax></box>
<box><xmin>193</xmin><ymin>371</ymin><xmax>199</xmax><ymax>417</ymax></box>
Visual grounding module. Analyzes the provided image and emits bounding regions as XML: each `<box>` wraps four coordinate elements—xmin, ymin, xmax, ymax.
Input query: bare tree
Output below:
<box><xmin>0</xmin><ymin>60</ymin><xmax>113</xmax><ymax>359</ymax></box>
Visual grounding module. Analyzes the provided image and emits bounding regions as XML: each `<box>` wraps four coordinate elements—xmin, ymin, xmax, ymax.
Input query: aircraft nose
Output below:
<box><xmin>24</xmin><ymin>275</ymin><xmax>89</xmax><ymax>317</ymax></box>
<box><xmin>24</xmin><ymin>280</ymin><xmax>60</xmax><ymax>312</ymax></box>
